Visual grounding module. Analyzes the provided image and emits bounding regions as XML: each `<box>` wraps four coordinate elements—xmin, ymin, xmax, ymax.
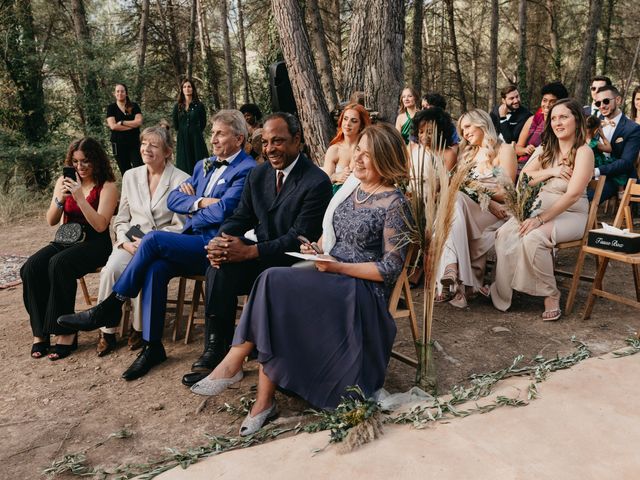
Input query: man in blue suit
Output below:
<box><xmin>58</xmin><ymin>110</ymin><xmax>256</xmax><ymax>380</ymax></box>
<box><xmin>592</xmin><ymin>85</ymin><xmax>640</xmax><ymax>202</ymax></box>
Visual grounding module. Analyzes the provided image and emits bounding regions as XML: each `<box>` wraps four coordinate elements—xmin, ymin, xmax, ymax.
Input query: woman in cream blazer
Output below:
<box><xmin>97</xmin><ymin>124</ymin><xmax>190</xmax><ymax>356</ymax></box>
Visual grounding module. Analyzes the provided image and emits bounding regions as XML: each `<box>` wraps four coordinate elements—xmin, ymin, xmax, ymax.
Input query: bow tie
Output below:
<box><xmin>212</xmin><ymin>159</ymin><xmax>229</xmax><ymax>168</ymax></box>
<box><xmin>601</xmin><ymin>119</ymin><xmax>616</xmax><ymax>127</ymax></box>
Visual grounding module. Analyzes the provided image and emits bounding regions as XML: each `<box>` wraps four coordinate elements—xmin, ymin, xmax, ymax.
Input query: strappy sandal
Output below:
<box><xmin>542</xmin><ymin>308</ymin><xmax>562</xmax><ymax>322</ymax></box>
<box><xmin>48</xmin><ymin>334</ymin><xmax>78</xmax><ymax>361</ymax></box>
<box><xmin>435</xmin><ymin>291</ymin><xmax>451</xmax><ymax>303</ymax></box>
<box><xmin>31</xmin><ymin>340</ymin><xmax>50</xmax><ymax>359</ymax></box>
<box><xmin>440</xmin><ymin>264</ymin><xmax>458</xmax><ymax>288</ymax></box>
<box><xmin>449</xmin><ymin>289</ymin><xmax>468</xmax><ymax>309</ymax></box>
<box><xmin>476</xmin><ymin>285</ymin><xmax>491</xmax><ymax>298</ymax></box>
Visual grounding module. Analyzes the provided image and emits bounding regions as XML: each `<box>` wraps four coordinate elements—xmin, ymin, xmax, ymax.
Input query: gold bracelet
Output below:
<box><xmin>537</xmin><ymin>215</ymin><xmax>544</xmax><ymax>226</ymax></box>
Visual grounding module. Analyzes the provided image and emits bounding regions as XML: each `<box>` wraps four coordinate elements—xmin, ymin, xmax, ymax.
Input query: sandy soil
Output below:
<box><xmin>1</xmin><ymin>215</ymin><xmax>639</xmax><ymax>478</ymax></box>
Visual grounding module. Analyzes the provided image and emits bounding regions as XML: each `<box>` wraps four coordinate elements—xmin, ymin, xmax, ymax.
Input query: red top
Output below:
<box><xmin>63</xmin><ymin>184</ymin><xmax>103</xmax><ymax>225</ymax></box>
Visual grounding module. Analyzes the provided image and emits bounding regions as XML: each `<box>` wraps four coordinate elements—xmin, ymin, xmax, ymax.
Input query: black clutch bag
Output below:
<box><xmin>125</xmin><ymin>224</ymin><xmax>146</xmax><ymax>241</ymax></box>
<box><xmin>54</xmin><ymin>223</ymin><xmax>85</xmax><ymax>246</ymax></box>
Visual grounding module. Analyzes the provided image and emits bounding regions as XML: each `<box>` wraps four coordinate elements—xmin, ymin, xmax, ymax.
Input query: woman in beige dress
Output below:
<box><xmin>96</xmin><ymin>124</ymin><xmax>189</xmax><ymax>355</ymax></box>
<box><xmin>490</xmin><ymin>99</ymin><xmax>594</xmax><ymax>321</ymax></box>
<box><xmin>436</xmin><ymin>109</ymin><xmax>517</xmax><ymax>308</ymax></box>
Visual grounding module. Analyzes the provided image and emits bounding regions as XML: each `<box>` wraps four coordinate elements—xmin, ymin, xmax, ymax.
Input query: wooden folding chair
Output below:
<box><xmin>580</xmin><ymin>179</ymin><xmax>640</xmax><ymax>319</ymax></box>
<box><xmin>388</xmin><ymin>245</ymin><xmax>419</xmax><ymax>368</ymax></box>
<box><xmin>559</xmin><ymin>176</ymin><xmax>605</xmax><ymax>314</ymax></box>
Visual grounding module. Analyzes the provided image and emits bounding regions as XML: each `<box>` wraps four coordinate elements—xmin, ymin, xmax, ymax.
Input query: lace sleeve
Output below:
<box><xmin>376</xmin><ymin>195</ymin><xmax>411</xmax><ymax>288</ymax></box>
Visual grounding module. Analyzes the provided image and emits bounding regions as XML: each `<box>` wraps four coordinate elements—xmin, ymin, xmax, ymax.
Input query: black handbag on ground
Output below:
<box><xmin>125</xmin><ymin>224</ymin><xmax>146</xmax><ymax>241</ymax></box>
<box><xmin>54</xmin><ymin>223</ymin><xmax>86</xmax><ymax>246</ymax></box>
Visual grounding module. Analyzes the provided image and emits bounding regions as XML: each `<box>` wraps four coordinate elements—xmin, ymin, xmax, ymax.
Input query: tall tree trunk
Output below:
<box><xmin>135</xmin><ymin>0</ymin><xmax>150</xmax><ymax>101</ymax></box>
<box><xmin>342</xmin><ymin>0</ymin><xmax>369</xmax><ymax>100</ymax></box>
<box><xmin>236</xmin><ymin>0</ymin><xmax>250</xmax><ymax>104</ymax></box>
<box><xmin>574</xmin><ymin>0</ymin><xmax>603</xmax><ymax>103</ymax></box>
<box><xmin>70</xmin><ymin>0</ymin><xmax>102</xmax><ymax>135</ymax></box>
<box><xmin>517</xmin><ymin>0</ymin><xmax>529</xmax><ymax>108</ymax></box>
<box><xmin>271</xmin><ymin>0</ymin><xmax>334</xmax><ymax>164</ymax></box>
<box><xmin>306</xmin><ymin>0</ymin><xmax>339</xmax><ymax>111</ymax></box>
<box><xmin>220</xmin><ymin>0</ymin><xmax>235</xmax><ymax>108</ymax></box>
<box><xmin>411</xmin><ymin>0</ymin><xmax>423</xmax><ymax>93</ymax></box>
<box><xmin>444</xmin><ymin>0</ymin><xmax>466</xmax><ymax>112</ymax></box>
<box><xmin>488</xmin><ymin>0</ymin><xmax>499</xmax><ymax>109</ymax></box>
<box><xmin>364</xmin><ymin>0</ymin><xmax>405</xmax><ymax>122</ymax></box>
<box><xmin>600</xmin><ymin>0</ymin><xmax>615</xmax><ymax>74</ymax></box>
<box><xmin>321</xmin><ymin>0</ymin><xmax>342</xmax><ymax>96</ymax></box>
<box><xmin>547</xmin><ymin>0</ymin><xmax>562</xmax><ymax>80</ymax></box>
<box><xmin>186</xmin><ymin>0</ymin><xmax>197</xmax><ymax>79</ymax></box>
<box><xmin>156</xmin><ymin>0</ymin><xmax>184</xmax><ymax>82</ymax></box>
<box><xmin>197</xmin><ymin>0</ymin><xmax>221</xmax><ymax>110</ymax></box>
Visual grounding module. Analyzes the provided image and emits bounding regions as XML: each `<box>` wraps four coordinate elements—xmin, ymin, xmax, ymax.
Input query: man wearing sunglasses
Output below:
<box><xmin>592</xmin><ymin>85</ymin><xmax>640</xmax><ymax>201</ymax></box>
<box><xmin>584</xmin><ymin>75</ymin><xmax>612</xmax><ymax>117</ymax></box>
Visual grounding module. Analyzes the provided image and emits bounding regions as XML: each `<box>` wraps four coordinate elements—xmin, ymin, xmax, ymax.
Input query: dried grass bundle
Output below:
<box><xmin>498</xmin><ymin>173</ymin><xmax>543</xmax><ymax>223</ymax></box>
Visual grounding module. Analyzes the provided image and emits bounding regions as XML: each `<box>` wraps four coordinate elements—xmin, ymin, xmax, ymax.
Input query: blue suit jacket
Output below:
<box><xmin>167</xmin><ymin>150</ymin><xmax>256</xmax><ymax>243</ymax></box>
<box><xmin>598</xmin><ymin>114</ymin><xmax>640</xmax><ymax>178</ymax></box>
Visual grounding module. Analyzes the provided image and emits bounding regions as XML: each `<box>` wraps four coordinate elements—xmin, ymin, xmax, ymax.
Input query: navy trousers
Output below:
<box><xmin>113</xmin><ymin>231</ymin><xmax>208</xmax><ymax>342</ymax></box>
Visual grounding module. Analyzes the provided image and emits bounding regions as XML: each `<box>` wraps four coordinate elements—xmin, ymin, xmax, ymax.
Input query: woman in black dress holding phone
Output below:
<box><xmin>106</xmin><ymin>83</ymin><xmax>144</xmax><ymax>175</ymax></box>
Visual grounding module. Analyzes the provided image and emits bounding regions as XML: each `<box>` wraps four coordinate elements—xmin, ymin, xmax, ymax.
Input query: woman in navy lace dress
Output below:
<box><xmin>191</xmin><ymin>123</ymin><xmax>411</xmax><ymax>435</ymax></box>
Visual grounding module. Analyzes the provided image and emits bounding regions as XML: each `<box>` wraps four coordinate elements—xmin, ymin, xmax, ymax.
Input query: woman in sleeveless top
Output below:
<box><xmin>515</xmin><ymin>82</ymin><xmax>568</xmax><ymax>168</ymax></box>
<box><xmin>395</xmin><ymin>87</ymin><xmax>419</xmax><ymax>144</ymax></box>
<box><xmin>491</xmin><ymin>99</ymin><xmax>594</xmax><ymax>321</ymax></box>
<box><xmin>436</xmin><ymin>109</ymin><xmax>517</xmax><ymax>308</ymax></box>
<box><xmin>323</xmin><ymin>103</ymin><xmax>371</xmax><ymax>194</ymax></box>
<box><xmin>21</xmin><ymin>138</ymin><xmax>118</xmax><ymax>360</ymax></box>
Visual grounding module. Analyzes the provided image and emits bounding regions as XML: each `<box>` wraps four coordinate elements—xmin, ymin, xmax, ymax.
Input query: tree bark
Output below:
<box><xmin>488</xmin><ymin>0</ymin><xmax>498</xmax><ymax>109</ymax></box>
<box><xmin>197</xmin><ymin>0</ymin><xmax>221</xmax><ymax>110</ymax></box>
<box><xmin>321</xmin><ymin>0</ymin><xmax>342</xmax><ymax>96</ymax></box>
<box><xmin>574</xmin><ymin>0</ymin><xmax>603</xmax><ymax>103</ymax></box>
<box><xmin>305</xmin><ymin>0</ymin><xmax>339</xmax><ymax>111</ymax></box>
<box><xmin>517</xmin><ymin>0</ymin><xmax>529</xmax><ymax>108</ymax></box>
<box><xmin>411</xmin><ymin>0</ymin><xmax>424</xmax><ymax>93</ymax></box>
<box><xmin>236</xmin><ymin>0</ymin><xmax>251</xmax><ymax>104</ymax></box>
<box><xmin>220</xmin><ymin>0</ymin><xmax>236</xmax><ymax>108</ymax></box>
<box><xmin>444</xmin><ymin>0</ymin><xmax>467</xmax><ymax>112</ymax></box>
<box><xmin>135</xmin><ymin>0</ymin><xmax>150</xmax><ymax>101</ymax></box>
<box><xmin>600</xmin><ymin>0</ymin><xmax>615</xmax><ymax>74</ymax></box>
<box><xmin>186</xmin><ymin>0</ymin><xmax>197</xmax><ymax>79</ymax></box>
<box><xmin>546</xmin><ymin>0</ymin><xmax>562</xmax><ymax>80</ymax></box>
<box><xmin>70</xmin><ymin>0</ymin><xmax>102</xmax><ymax>135</ymax></box>
<box><xmin>271</xmin><ymin>0</ymin><xmax>334</xmax><ymax>164</ymax></box>
<box><xmin>156</xmin><ymin>0</ymin><xmax>184</xmax><ymax>83</ymax></box>
<box><xmin>342</xmin><ymin>0</ymin><xmax>369</xmax><ymax>100</ymax></box>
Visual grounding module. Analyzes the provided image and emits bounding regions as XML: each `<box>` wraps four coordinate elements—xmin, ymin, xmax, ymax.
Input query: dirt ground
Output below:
<box><xmin>1</xmin><ymin>215</ymin><xmax>639</xmax><ymax>479</ymax></box>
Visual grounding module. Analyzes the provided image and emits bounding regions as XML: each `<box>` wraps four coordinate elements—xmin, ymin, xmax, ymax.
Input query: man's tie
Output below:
<box><xmin>276</xmin><ymin>171</ymin><xmax>284</xmax><ymax>194</ymax></box>
<box><xmin>212</xmin><ymin>159</ymin><xmax>229</xmax><ymax>168</ymax></box>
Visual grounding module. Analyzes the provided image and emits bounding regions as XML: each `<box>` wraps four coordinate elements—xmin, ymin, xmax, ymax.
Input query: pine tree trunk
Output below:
<box><xmin>197</xmin><ymin>0</ymin><xmax>221</xmax><ymax>110</ymax></box>
<box><xmin>342</xmin><ymin>0</ymin><xmax>369</xmax><ymax>100</ymax></box>
<box><xmin>220</xmin><ymin>0</ymin><xmax>236</xmax><ymax>108</ymax></box>
<box><xmin>271</xmin><ymin>0</ymin><xmax>334</xmax><ymax>164</ymax></box>
<box><xmin>186</xmin><ymin>0</ymin><xmax>197</xmax><ymax>79</ymax></box>
<box><xmin>70</xmin><ymin>0</ymin><xmax>102</xmax><ymax>135</ymax></box>
<box><xmin>156</xmin><ymin>0</ymin><xmax>184</xmax><ymax>82</ymax></box>
<box><xmin>488</xmin><ymin>0</ymin><xmax>498</xmax><ymax>109</ymax></box>
<box><xmin>517</xmin><ymin>0</ymin><xmax>529</xmax><ymax>107</ymax></box>
<box><xmin>237</xmin><ymin>0</ymin><xmax>251</xmax><ymax>104</ymax></box>
<box><xmin>547</xmin><ymin>0</ymin><xmax>562</xmax><ymax>80</ymax></box>
<box><xmin>305</xmin><ymin>0</ymin><xmax>339</xmax><ymax>111</ymax></box>
<box><xmin>444</xmin><ymin>0</ymin><xmax>467</xmax><ymax>112</ymax></box>
<box><xmin>600</xmin><ymin>0</ymin><xmax>615</xmax><ymax>74</ymax></box>
<box><xmin>411</xmin><ymin>0</ymin><xmax>423</xmax><ymax>93</ymax></box>
<box><xmin>574</xmin><ymin>0</ymin><xmax>603</xmax><ymax>103</ymax></box>
<box><xmin>135</xmin><ymin>0</ymin><xmax>150</xmax><ymax>101</ymax></box>
<box><xmin>321</xmin><ymin>0</ymin><xmax>342</xmax><ymax>96</ymax></box>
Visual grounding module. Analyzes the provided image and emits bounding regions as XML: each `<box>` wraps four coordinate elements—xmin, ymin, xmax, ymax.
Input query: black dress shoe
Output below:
<box><xmin>182</xmin><ymin>371</ymin><xmax>210</xmax><ymax>387</ymax></box>
<box><xmin>57</xmin><ymin>293</ymin><xmax>123</xmax><ymax>332</ymax></box>
<box><xmin>191</xmin><ymin>334</ymin><xmax>229</xmax><ymax>373</ymax></box>
<box><xmin>121</xmin><ymin>341</ymin><xmax>167</xmax><ymax>381</ymax></box>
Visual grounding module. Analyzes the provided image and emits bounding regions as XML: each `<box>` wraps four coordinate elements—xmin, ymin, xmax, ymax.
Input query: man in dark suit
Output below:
<box><xmin>592</xmin><ymin>85</ymin><xmax>640</xmax><ymax>202</ymax></box>
<box><xmin>58</xmin><ymin>110</ymin><xmax>256</xmax><ymax>380</ymax></box>
<box><xmin>490</xmin><ymin>85</ymin><xmax>532</xmax><ymax>144</ymax></box>
<box><xmin>182</xmin><ymin>112</ymin><xmax>333</xmax><ymax>386</ymax></box>
<box><xmin>583</xmin><ymin>75</ymin><xmax>612</xmax><ymax>117</ymax></box>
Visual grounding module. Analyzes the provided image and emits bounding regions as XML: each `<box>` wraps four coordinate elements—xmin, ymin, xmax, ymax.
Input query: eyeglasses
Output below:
<box><xmin>594</xmin><ymin>98</ymin><xmax>615</xmax><ymax>108</ymax></box>
<box><xmin>72</xmin><ymin>159</ymin><xmax>92</xmax><ymax>167</ymax></box>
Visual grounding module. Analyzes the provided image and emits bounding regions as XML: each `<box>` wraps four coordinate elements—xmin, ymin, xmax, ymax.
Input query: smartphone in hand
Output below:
<box><xmin>63</xmin><ymin>166</ymin><xmax>76</xmax><ymax>180</ymax></box>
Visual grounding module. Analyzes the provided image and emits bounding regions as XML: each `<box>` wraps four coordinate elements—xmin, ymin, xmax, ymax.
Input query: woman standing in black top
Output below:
<box><xmin>106</xmin><ymin>83</ymin><xmax>144</xmax><ymax>175</ymax></box>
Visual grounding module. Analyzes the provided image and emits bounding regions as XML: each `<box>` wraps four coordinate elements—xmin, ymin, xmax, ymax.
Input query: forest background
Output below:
<box><xmin>1</xmin><ymin>0</ymin><xmax>639</xmax><ymax>203</ymax></box>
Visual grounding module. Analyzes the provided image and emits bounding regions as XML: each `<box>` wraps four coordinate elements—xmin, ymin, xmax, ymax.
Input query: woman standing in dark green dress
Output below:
<box><xmin>172</xmin><ymin>79</ymin><xmax>209</xmax><ymax>174</ymax></box>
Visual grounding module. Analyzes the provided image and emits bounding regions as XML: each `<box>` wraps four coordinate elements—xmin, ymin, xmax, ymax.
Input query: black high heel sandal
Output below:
<box><xmin>48</xmin><ymin>334</ymin><xmax>78</xmax><ymax>361</ymax></box>
<box><xmin>31</xmin><ymin>340</ymin><xmax>51</xmax><ymax>359</ymax></box>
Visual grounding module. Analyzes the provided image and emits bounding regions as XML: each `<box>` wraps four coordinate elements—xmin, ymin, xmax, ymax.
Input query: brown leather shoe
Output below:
<box><xmin>128</xmin><ymin>329</ymin><xmax>143</xmax><ymax>351</ymax></box>
<box><xmin>97</xmin><ymin>333</ymin><xmax>117</xmax><ymax>357</ymax></box>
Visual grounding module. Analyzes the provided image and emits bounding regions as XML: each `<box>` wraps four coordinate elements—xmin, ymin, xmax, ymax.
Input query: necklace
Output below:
<box><xmin>355</xmin><ymin>183</ymin><xmax>384</xmax><ymax>204</ymax></box>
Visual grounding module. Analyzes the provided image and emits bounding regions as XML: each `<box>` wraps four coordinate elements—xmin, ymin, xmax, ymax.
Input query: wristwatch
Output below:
<box><xmin>54</xmin><ymin>197</ymin><xmax>64</xmax><ymax>209</ymax></box>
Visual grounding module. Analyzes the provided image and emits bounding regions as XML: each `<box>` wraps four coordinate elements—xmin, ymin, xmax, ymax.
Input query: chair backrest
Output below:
<box><xmin>585</xmin><ymin>176</ymin><xmax>606</xmax><ymax>233</ymax></box>
<box><xmin>612</xmin><ymin>178</ymin><xmax>640</xmax><ymax>232</ymax></box>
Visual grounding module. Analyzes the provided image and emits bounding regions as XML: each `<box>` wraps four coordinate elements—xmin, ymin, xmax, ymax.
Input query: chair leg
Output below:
<box><xmin>79</xmin><ymin>277</ymin><xmax>92</xmax><ymax>307</ymax></box>
<box><xmin>173</xmin><ymin>277</ymin><xmax>187</xmax><ymax>342</ymax></box>
<box><xmin>583</xmin><ymin>257</ymin><xmax>609</xmax><ymax>320</ymax></box>
<box><xmin>184</xmin><ymin>281</ymin><xmax>203</xmax><ymax>345</ymax></box>
<box><xmin>565</xmin><ymin>248</ymin><xmax>587</xmax><ymax>315</ymax></box>
<box><xmin>119</xmin><ymin>300</ymin><xmax>131</xmax><ymax>338</ymax></box>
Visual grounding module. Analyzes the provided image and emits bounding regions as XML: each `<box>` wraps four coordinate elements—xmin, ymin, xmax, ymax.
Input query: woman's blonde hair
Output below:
<box><xmin>539</xmin><ymin>98</ymin><xmax>586</xmax><ymax>169</ymax></box>
<box><xmin>457</xmin><ymin>109</ymin><xmax>501</xmax><ymax>167</ymax></box>
<box><xmin>140</xmin><ymin>122</ymin><xmax>174</xmax><ymax>161</ymax></box>
<box><xmin>359</xmin><ymin>123</ymin><xmax>409</xmax><ymax>185</ymax></box>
